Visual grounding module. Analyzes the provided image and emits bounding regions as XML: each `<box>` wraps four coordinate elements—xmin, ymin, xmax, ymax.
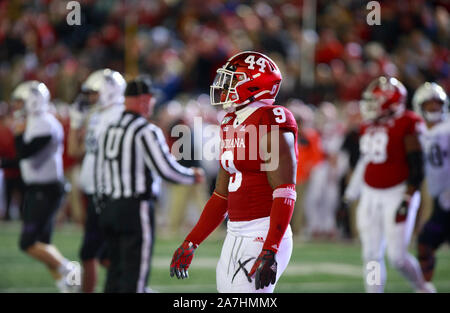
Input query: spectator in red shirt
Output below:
<box><xmin>0</xmin><ymin>102</ymin><xmax>24</xmax><ymax>220</ymax></box>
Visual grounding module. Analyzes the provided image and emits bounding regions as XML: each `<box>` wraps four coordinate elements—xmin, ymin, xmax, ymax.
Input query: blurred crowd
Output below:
<box><xmin>0</xmin><ymin>0</ymin><xmax>449</xmax><ymax>240</ymax></box>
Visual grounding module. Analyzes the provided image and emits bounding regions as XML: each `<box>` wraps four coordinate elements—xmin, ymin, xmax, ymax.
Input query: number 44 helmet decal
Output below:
<box><xmin>210</xmin><ymin>51</ymin><xmax>282</xmax><ymax>113</ymax></box>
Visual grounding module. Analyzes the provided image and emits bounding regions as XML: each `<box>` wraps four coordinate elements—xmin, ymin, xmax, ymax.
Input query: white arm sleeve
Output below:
<box><xmin>344</xmin><ymin>157</ymin><xmax>367</xmax><ymax>202</ymax></box>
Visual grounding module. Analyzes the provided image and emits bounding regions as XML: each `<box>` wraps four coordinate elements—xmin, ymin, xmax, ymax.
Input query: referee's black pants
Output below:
<box><xmin>100</xmin><ymin>198</ymin><xmax>155</xmax><ymax>293</ymax></box>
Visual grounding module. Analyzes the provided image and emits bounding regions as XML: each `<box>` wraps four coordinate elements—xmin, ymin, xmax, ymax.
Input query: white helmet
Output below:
<box><xmin>11</xmin><ymin>80</ymin><xmax>50</xmax><ymax>114</ymax></box>
<box><xmin>413</xmin><ymin>82</ymin><xmax>448</xmax><ymax>123</ymax></box>
<box><xmin>82</xmin><ymin>69</ymin><xmax>126</xmax><ymax>108</ymax></box>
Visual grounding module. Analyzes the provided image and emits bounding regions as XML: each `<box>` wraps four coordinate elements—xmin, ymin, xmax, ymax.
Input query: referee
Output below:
<box><xmin>96</xmin><ymin>76</ymin><xmax>204</xmax><ymax>293</ymax></box>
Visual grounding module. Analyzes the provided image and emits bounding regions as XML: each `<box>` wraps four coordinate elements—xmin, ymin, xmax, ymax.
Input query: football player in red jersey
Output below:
<box><xmin>344</xmin><ymin>76</ymin><xmax>433</xmax><ymax>292</ymax></box>
<box><xmin>170</xmin><ymin>51</ymin><xmax>298</xmax><ymax>292</ymax></box>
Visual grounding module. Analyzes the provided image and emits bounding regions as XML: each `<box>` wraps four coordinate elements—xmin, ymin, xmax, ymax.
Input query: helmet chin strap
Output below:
<box><xmin>222</xmin><ymin>101</ymin><xmax>236</xmax><ymax>113</ymax></box>
<box><xmin>223</xmin><ymin>106</ymin><xmax>235</xmax><ymax>113</ymax></box>
<box><xmin>223</xmin><ymin>96</ymin><xmax>275</xmax><ymax>113</ymax></box>
<box><xmin>222</xmin><ymin>99</ymin><xmax>249</xmax><ymax>113</ymax></box>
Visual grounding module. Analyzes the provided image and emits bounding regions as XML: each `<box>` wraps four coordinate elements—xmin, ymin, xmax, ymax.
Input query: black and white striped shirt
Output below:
<box><xmin>95</xmin><ymin>111</ymin><xmax>195</xmax><ymax>200</ymax></box>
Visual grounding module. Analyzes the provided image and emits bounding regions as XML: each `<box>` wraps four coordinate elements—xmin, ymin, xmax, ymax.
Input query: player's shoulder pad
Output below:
<box><xmin>259</xmin><ymin>104</ymin><xmax>298</xmax><ymax>132</ymax></box>
<box><xmin>28</xmin><ymin>113</ymin><xmax>55</xmax><ymax>135</ymax></box>
<box><xmin>435</xmin><ymin>119</ymin><xmax>450</xmax><ymax>135</ymax></box>
<box><xmin>403</xmin><ymin>110</ymin><xmax>426</xmax><ymax>135</ymax></box>
<box><xmin>443</xmin><ymin>119</ymin><xmax>450</xmax><ymax>130</ymax></box>
<box><xmin>404</xmin><ymin>109</ymin><xmax>424</xmax><ymax>122</ymax></box>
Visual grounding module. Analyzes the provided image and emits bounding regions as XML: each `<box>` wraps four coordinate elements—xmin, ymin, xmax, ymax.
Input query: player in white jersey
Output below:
<box><xmin>68</xmin><ymin>69</ymin><xmax>126</xmax><ymax>293</ymax></box>
<box><xmin>1</xmin><ymin>81</ymin><xmax>80</xmax><ymax>292</ymax></box>
<box><xmin>413</xmin><ymin>82</ymin><xmax>449</xmax><ymax>293</ymax></box>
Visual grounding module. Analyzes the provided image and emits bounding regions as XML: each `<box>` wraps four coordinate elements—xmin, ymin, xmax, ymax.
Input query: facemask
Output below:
<box><xmin>424</xmin><ymin>111</ymin><xmax>442</xmax><ymax>123</ymax></box>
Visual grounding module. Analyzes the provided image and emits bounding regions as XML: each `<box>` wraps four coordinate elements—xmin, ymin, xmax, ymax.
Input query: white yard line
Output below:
<box><xmin>7</xmin><ymin>280</ymin><xmax>450</xmax><ymax>293</ymax></box>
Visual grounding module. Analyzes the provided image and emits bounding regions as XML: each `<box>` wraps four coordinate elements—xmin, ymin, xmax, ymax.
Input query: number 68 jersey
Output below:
<box><xmin>219</xmin><ymin>102</ymin><xmax>298</xmax><ymax>222</ymax></box>
<box><xmin>359</xmin><ymin>110</ymin><xmax>424</xmax><ymax>189</ymax></box>
<box><xmin>419</xmin><ymin>120</ymin><xmax>450</xmax><ymax>197</ymax></box>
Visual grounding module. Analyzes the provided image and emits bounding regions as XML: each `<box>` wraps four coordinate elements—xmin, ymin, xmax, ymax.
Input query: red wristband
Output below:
<box><xmin>185</xmin><ymin>191</ymin><xmax>228</xmax><ymax>246</ymax></box>
<box><xmin>263</xmin><ymin>184</ymin><xmax>296</xmax><ymax>253</ymax></box>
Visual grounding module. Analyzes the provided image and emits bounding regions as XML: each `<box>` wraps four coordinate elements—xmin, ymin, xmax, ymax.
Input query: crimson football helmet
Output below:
<box><xmin>360</xmin><ymin>76</ymin><xmax>407</xmax><ymax>121</ymax></box>
<box><xmin>210</xmin><ymin>51</ymin><xmax>282</xmax><ymax>112</ymax></box>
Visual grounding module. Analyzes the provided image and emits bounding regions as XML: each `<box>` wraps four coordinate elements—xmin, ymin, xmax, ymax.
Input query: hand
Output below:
<box><xmin>69</xmin><ymin>107</ymin><xmax>85</xmax><ymax>130</ymax></box>
<box><xmin>192</xmin><ymin>167</ymin><xmax>205</xmax><ymax>184</ymax></box>
<box><xmin>395</xmin><ymin>195</ymin><xmax>411</xmax><ymax>223</ymax></box>
<box><xmin>337</xmin><ymin>198</ymin><xmax>351</xmax><ymax>219</ymax></box>
<box><xmin>12</xmin><ymin>119</ymin><xmax>26</xmax><ymax>135</ymax></box>
<box><xmin>170</xmin><ymin>240</ymin><xmax>197</xmax><ymax>279</ymax></box>
<box><xmin>249</xmin><ymin>249</ymin><xmax>277</xmax><ymax>290</ymax></box>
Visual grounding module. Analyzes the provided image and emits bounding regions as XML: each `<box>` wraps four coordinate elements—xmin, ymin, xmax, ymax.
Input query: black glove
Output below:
<box><xmin>249</xmin><ymin>249</ymin><xmax>277</xmax><ymax>290</ymax></box>
<box><xmin>395</xmin><ymin>195</ymin><xmax>411</xmax><ymax>223</ymax></box>
<box><xmin>337</xmin><ymin>199</ymin><xmax>351</xmax><ymax>219</ymax></box>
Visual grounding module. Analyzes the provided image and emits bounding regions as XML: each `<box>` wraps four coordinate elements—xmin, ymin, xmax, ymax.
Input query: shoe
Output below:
<box><xmin>56</xmin><ymin>261</ymin><xmax>82</xmax><ymax>293</ymax></box>
<box><xmin>56</xmin><ymin>278</ymin><xmax>72</xmax><ymax>293</ymax></box>
<box><xmin>145</xmin><ymin>287</ymin><xmax>159</xmax><ymax>293</ymax></box>
<box><xmin>416</xmin><ymin>282</ymin><xmax>437</xmax><ymax>293</ymax></box>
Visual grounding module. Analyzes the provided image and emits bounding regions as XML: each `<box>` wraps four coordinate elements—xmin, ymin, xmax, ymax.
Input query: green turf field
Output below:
<box><xmin>0</xmin><ymin>221</ymin><xmax>449</xmax><ymax>293</ymax></box>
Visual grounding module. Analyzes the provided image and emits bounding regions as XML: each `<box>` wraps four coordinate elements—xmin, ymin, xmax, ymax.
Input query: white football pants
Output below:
<box><xmin>216</xmin><ymin>217</ymin><xmax>293</xmax><ymax>293</ymax></box>
<box><xmin>357</xmin><ymin>182</ymin><xmax>426</xmax><ymax>292</ymax></box>
<box><xmin>304</xmin><ymin>161</ymin><xmax>340</xmax><ymax>234</ymax></box>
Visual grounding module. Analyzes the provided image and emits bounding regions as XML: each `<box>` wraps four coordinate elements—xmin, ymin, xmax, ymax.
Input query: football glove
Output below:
<box><xmin>249</xmin><ymin>249</ymin><xmax>277</xmax><ymax>290</ymax></box>
<box><xmin>337</xmin><ymin>199</ymin><xmax>351</xmax><ymax>219</ymax></box>
<box><xmin>170</xmin><ymin>240</ymin><xmax>197</xmax><ymax>279</ymax></box>
<box><xmin>395</xmin><ymin>195</ymin><xmax>411</xmax><ymax>223</ymax></box>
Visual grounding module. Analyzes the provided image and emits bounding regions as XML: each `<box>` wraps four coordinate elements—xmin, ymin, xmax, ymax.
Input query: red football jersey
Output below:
<box><xmin>360</xmin><ymin>110</ymin><xmax>424</xmax><ymax>188</ymax></box>
<box><xmin>219</xmin><ymin>102</ymin><xmax>298</xmax><ymax>221</ymax></box>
